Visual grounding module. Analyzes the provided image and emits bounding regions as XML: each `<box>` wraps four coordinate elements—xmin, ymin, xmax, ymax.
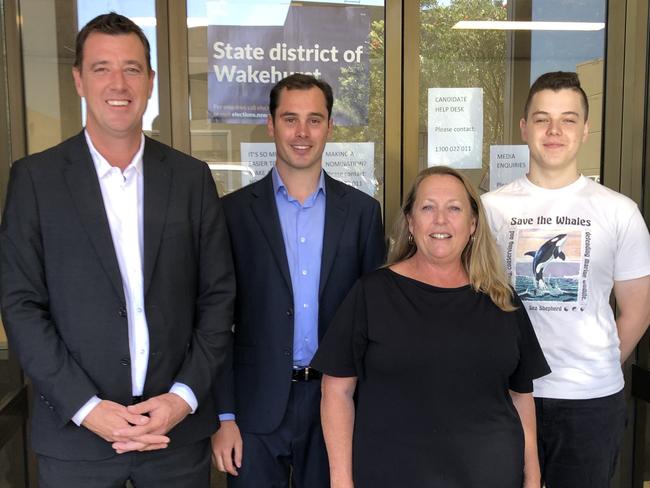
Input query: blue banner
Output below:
<box><xmin>207</xmin><ymin>5</ymin><xmax>370</xmax><ymax>125</ymax></box>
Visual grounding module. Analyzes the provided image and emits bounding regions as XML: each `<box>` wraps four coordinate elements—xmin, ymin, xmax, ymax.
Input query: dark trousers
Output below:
<box><xmin>536</xmin><ymin>389</ymin><xmax>627</xmax><ymax>488</ymax></box>
<box><xmin>38</xmin><ymin>438</ymin><xmax>210</xmax><ymax>488</ymax></box>
<box><xmin>227</xmin><ymin>380</ymin><xmax>329</xmax><ymax>488</ymax></box>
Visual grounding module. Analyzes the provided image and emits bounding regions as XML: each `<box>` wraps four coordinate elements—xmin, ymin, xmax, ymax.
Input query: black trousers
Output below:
<box><xmin>37</xmin><ymin>438</ymin><xmax>210</xmax><ymax>488</ymax></box>
<box><xmin>536</xmin><ymin>389</ymin><xmax>627</xmax><ymax>488</ymax></box>
<box><xmin>227</xmin><ymin>380</ymin><xmax>329</xmax><ymax>488</ymax></box>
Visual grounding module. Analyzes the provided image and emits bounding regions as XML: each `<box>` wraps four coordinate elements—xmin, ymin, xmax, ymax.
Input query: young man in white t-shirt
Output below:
<box><xmin>482</xmin><ymin>71</ymin><xmax>650</xmax><ymax>488</ymax></box>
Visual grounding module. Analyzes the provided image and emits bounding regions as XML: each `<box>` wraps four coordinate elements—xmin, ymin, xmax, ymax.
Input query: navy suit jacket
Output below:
<box><xmin>216</xmin><ymin>171</ymin><xmax>385</xmax><ymax>434</ymax></box>
<box><xmin>0</xmin><ymin>132</ymin><xmax>235</xmax><ymax>460</ymax></box>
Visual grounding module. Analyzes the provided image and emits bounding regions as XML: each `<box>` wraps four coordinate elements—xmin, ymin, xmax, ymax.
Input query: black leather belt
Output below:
<box><xmin>292</xmin><ymin>367</ymin><xmax>322</xmax><ymax>382</ymax></box>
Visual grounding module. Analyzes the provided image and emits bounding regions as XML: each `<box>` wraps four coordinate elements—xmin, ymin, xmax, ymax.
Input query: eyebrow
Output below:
<box><xmin>531</xmin><ymin>110</ymin><xmax>580</xmax><ymax>117</ymax></box>
<box><xmin>421</xmin><ymin>197</ymin><xmax>464</xmax><ymax>204</ymax></box>
<box><xmin>124</xmin><ymin>60</ymin><xmax>145</xmax><ymax>68</ymax></box>
<box><xmin>88</xmin><ymin>60</ymin><xmax>145</xmax><ymax>70</ymax></box>
<box><xmin>279</xmin><ymin>111</ymin><xmax>325</xmax><ymax>118</ymax></box>
<box><xmin>89</xmin><ymin>61</ymin><xmax>109</xmax><ymax>69</ymax></box>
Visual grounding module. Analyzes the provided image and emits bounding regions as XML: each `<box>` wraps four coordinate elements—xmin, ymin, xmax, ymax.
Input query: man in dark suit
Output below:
<box><xmin>211</xmin><ymin>74</ymin><xmax>385</xmax><ymax>487</ymax></box>
<box><xmin>0</xmin><ymin>13</ymin><xmax>234</xmax><ymax>487</ymax></box>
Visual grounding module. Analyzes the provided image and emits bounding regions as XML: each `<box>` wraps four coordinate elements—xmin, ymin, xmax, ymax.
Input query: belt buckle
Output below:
<box><xmin>292</xmin><ymin>367</ymin><xmax>310</xmax><ymax>382</ymax></box>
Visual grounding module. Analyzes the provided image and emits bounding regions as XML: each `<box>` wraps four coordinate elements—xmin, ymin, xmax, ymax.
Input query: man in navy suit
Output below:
<box><xmin>0</xmin><ymin>13</ymin><xmax>234</xmax><ymax>487</ymax></box>
<box><xmin>211</xmin><ymin>74</ymin><xmax>385</xmax><ymax>487</ymax></box>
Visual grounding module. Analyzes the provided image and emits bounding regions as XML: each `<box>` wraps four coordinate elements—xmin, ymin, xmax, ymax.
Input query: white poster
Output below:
<box><xmin>427</xmin><ymin>87</ymin><xmax>483</xmax><ymax>169</ymax></box>
<box><xmin>489</xmin><ymin>145</ymin><xmax>529</xmax><ymax>191</ymax></box>
<box><xmin>240</xmin><ymin>143</ymin><xmax>276</xmax><ymax>185</ymax></box>
<box><xmin>240</xmin><ymin>142</ymin><xmax>377</xmax><ymax>196</ymax></box>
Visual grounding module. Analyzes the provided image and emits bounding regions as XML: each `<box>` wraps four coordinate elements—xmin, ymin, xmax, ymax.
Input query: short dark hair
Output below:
<box><xmin>523</xmin><ymin>71</ymin><xmax>589</xmax><ymax>120</ymax></box>
<box><xmin>74</xmin><ymin>12</ymin><xmax>151</xmax><ymax>72</ymax></box>
<box><xmin>269</xmin><ymin>74</ymin><xmax>334</xmax><ymax>120</ymax></box>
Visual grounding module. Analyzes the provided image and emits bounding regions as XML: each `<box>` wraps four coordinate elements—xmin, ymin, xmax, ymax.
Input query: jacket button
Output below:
<box><xmin>283</xmin><ymin>349</ymin><xmax>291</xmax><ymax>357</ymax></box>
<box><xmin>286</xmin><ymin>308</ymin><xmax>293</xmax><ymax>316</ymax></box>
<box><xmin>118</xmin><ymin>307</ymin><xmax>127</xmax><ymax>318</ymax></box>
<box><xmin>120</xmin><ymin>358</ymin><xmax>130</xmax><ymax>366</ymax></box>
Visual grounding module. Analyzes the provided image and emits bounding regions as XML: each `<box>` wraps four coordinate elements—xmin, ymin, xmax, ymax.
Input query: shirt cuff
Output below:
<box><xmin>219</xmin><ymin>413</ymin><xmax>236</xmax><ymax>421</ymax></box>
<box><xmin>72</xmin><ymin>395</ymin><xmax>102</xmax><ymax>426</ymax></box>
<box><xmin>170</xmin><ymin>382</ymin><xmax>198</xmax><ymax>414</ymax></box>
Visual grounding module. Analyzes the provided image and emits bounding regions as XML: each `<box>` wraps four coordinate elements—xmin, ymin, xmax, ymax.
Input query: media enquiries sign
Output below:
<box><xmin>489</xmin><ymin>145</ymin><xmax>529</xmax><ymax>191</ymax></box>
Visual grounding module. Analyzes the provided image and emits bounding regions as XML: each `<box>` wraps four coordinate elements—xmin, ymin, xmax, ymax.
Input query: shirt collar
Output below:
<box><xmin>271</xmin><ymin>166</ymin><xmax>326</xmax><ymax>199</ymax></box>
<box><xmin>85</xmin><ymin>129</ymin><xmax>145</xmax><ymax>178</ymax></box>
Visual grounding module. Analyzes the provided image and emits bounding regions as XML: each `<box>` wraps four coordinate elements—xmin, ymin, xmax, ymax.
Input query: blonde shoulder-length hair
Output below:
<box><xmin>386</xmin><ymin>166</ymin><xmax>516</xmax><ymax>312</ymax></box>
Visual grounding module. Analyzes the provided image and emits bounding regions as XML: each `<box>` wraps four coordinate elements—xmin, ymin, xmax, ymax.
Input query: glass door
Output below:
<box><xmin>184</xmin><ymin>0</ymin><xmax>386</xmax><ymax>204</ymax></box>
<box><xmin>0</xmin><ymin>3</ymin><xmax>29</xmax><ymax>487</ymax></box>
<box><xmin>405</xmin><ymin>0</ymin><xmax>606</xmax><ymax>191</ymax></box>
<box><xmin>19</xmin><ymin>0</ymin><xmax>162</xmax><ymax>154</ymax></box>
<box><xmin>630</xmin><ymin>15</ymin><xmax>650</xmax><ymax>479</ymax></box>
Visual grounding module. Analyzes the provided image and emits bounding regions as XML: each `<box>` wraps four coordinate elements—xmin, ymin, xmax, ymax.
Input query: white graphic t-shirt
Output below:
<box><xmin>482</xmin><ymin>175</ymin><xmax>650</xmax><ymax>399</ymax></box>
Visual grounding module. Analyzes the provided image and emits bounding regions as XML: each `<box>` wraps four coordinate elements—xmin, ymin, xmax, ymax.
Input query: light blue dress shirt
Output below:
<box><xmin>272</xmin><ymin>167</ymin><xmax>326</xmax><ymax>367</ymax></box>
<box><xmin>219</xmin><ymin>169</ymin><xmax>326</xmax><ymax>422</ymax></box>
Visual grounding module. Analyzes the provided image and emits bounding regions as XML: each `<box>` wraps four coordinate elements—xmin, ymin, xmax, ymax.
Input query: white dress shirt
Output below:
<box><xmin>72</xmin><ymin>131</ymin><xmax>197</xmax><ymax>426</ymax></box>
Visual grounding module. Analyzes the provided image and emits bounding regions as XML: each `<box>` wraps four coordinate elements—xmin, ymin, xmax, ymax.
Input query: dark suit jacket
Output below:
<box><xmin>0</xmin><ymin>132</ymin><xmax>235</xmax><ymax>460</ymax></box>
<box><xmin>216</xmin><ymin>171</ymin><xmax>384</xmax><ymax>434</ymax></box>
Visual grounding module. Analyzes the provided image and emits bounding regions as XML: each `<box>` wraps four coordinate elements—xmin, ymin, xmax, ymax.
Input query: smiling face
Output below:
<box><xmin>407</xmin><ymin>174</ymin><xmax>477</xmax><ymax>267</ymax></box>
<box><xmin>520</xmin><ymin>88</ymin><xmax>588</xmax><ymax>179</ymax></box>
<box><xmin>267</xmin><ymin>86</ymin><xmax>333</xmax><ymax>175</ymax></box>
<box><xmin>73</xmin><ymin>32</ymin><xmax>154</xmax><ymax>144</ymax></box>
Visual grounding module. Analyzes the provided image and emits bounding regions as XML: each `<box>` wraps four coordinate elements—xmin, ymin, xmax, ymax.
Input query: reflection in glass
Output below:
<box><xmin>20</xmin><ymin>1</ymin><xmax>160</xmax><ymax>153</ymax></box>
<box><xmin>531</xmin><ymin>0</ymin><xmax>605</xmax><ymax>179</ymax></box>
<box><xmin>417</xmin><ymin>0</ymin><xmax>605</xmax><ymax>188</ymax></box>
<box><xmin>187</xmin><ymin>0</ymin><xmax>385</xmax><ymax>202</ymax></box>
<box><xmin>419</xmin><ymin>0</ymin><xmax>507</xmax><ymax>186</ymax></box>
<box><xmin>76</xmin><ymin>1</ymin><xmax>160</xmax><ymax>136</ymax></box>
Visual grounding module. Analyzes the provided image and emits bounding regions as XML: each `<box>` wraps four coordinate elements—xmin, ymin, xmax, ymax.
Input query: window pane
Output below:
<box><xmin>20</xmin><ymin>0</ymin><xmax>160</xmax><ymax>154</ymax></box>
<box><xmin>76</xmin><ymin>1</ymin><xmax>161</xmax><ymax>137</ymax></box>
<box><xmin>186</xmin><ymin>0</ymin><xmax>385</xmax><ymax>203</ymax></box>
<box><xmin>417</xmin><ymin>0</ymin><xmax>606</xmax><ymax>190</ymax></box>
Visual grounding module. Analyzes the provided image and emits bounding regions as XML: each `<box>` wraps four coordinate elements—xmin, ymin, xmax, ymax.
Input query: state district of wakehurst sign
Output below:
<box><xmin>207</xmin><ymin>5</ymin><xmax>370</xmax><ymax>126</ymax></box>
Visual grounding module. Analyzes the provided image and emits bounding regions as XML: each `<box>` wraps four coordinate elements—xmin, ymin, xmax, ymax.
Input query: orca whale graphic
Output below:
<box><xmin>525</xmin><ymin>233</ymin><xmax>567</xmax><ymax>289</ymax></box>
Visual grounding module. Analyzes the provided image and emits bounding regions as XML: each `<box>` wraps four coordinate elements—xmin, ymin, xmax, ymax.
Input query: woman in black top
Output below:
<box><xmin>312</xmin><ymin>166</ymin><xmax>550</xmax><ymax>488</ymax></box>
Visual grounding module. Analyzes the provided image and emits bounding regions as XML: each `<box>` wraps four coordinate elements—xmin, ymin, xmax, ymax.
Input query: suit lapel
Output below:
<box><xmin>319</xmin><ymin>174</ymin><xmax>348</xmax><ymax>297</ymax></box>
<box><xmin>63</xmin><ymin>132</ymin><xmax>124</xmax><ymax>302</ymax></box>
<box><xmin>250</xmin><ymin>173</ymin><xmax>293</xmax><ymax>294</ymax></box>
<box><xmin>142</xmin><ymin>138</ymin><xmax>172</xmax><ymax>295</ymax></box>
